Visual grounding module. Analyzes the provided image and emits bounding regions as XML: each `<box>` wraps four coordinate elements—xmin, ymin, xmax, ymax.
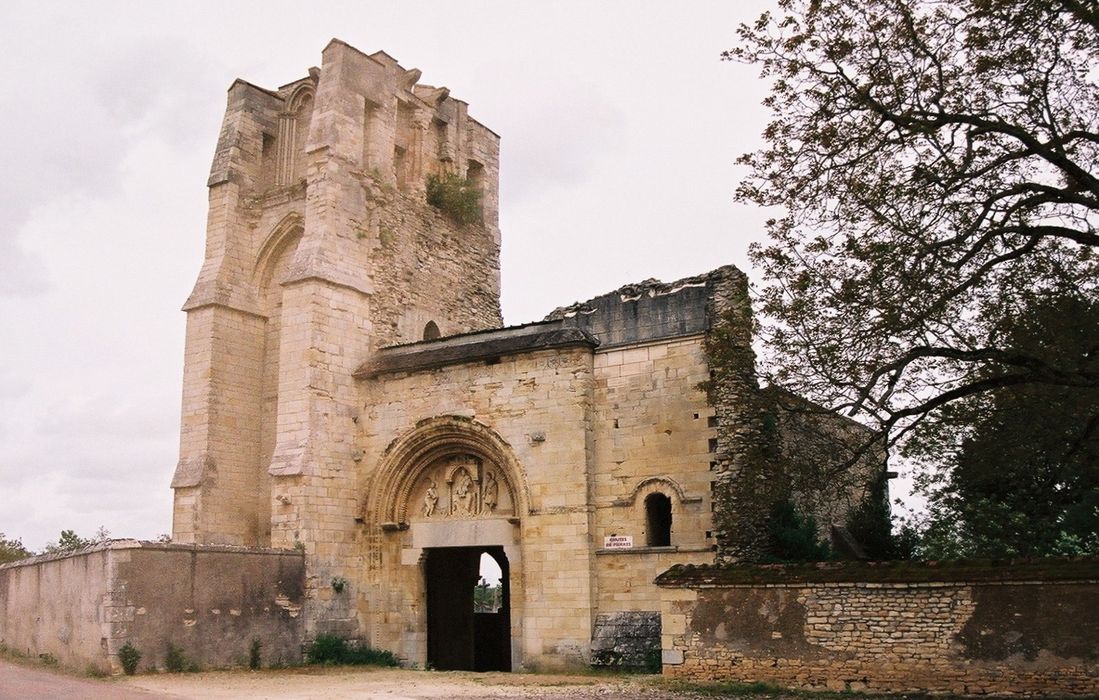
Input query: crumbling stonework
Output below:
<box><xmin>700</xmin><ymin>270</ymin><xmax>882</xmax><ymax>563</ymax></box>
<box><xmin>657</xmin><ymin>561</ymin><xmax>1099</xmax><ymax>696</ymax></box>
<box><xmin>159</xmin><ymin>39</ymin><xmax>879</xmax><ymax>672</ymax></box>
<box><xmin>172</xmin><ymin>39</ymin><xmax>501</xmax><ymax>552</ymax></box>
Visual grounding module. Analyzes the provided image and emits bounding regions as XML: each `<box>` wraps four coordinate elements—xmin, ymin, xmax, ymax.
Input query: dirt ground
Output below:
<box><xmin>122</xmin><ymin>666</ymin><xmax>708</xmax><ymax>699</ymax></box>
<box><xmin>1</xmin><ymin>660</ymin><xmax>718</xmax><ymax>700</ymax></box>
<box><xmin>2</xmin><ymin>659</ymin><xmax>945</xmax><ymax>700</ymax></box>
<box><xmin>0</xmin><ymin>658</ymin><xmax>163</xmax><ymax>700</ymax></box>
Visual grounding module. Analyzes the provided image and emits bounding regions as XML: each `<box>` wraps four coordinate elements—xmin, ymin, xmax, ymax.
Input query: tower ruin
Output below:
<box><xmin>171</xmin><ymin>39</ymin><xmax>502</xmax><ymax>547</ymax></box>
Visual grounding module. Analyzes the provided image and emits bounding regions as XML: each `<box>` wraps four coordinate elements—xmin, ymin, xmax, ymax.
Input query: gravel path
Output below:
<box><xmin>123</xmin><ymin>667</ymin><xmax>693</xmax><ymax>699</ymax></box>
<box><xmin>0</xmin><ymin>659</ymin><xmax>164</xmax><ymax>700</ymax></box>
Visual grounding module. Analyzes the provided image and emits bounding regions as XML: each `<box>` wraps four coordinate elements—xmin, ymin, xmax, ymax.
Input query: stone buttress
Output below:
<box><xmin>171</xmin><ymin>39</ymin><xmax>502</xmax><ymax>553</ymax></box>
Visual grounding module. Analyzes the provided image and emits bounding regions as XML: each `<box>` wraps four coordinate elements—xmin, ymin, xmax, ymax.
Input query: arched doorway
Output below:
<box><xmin>366</xmin><ymin>417</ymin><xmax>527</xmax><ymax>670</ymax></box>
<box><xmin>425</xmin><ymin>546</ymin><xmax>511</xmax><ymax>671</ymax></box>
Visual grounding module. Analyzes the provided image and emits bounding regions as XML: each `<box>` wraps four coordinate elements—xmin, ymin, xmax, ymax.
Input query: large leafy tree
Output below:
<box><xmin>730</xmin><ymin>0</ymin><xmax>1099</xmax><ymax>466</ymax></box>
<box><xmin>916</xmin><ymin>294</ymin><xmax>1099</xmax><ymax>557</ymax></box>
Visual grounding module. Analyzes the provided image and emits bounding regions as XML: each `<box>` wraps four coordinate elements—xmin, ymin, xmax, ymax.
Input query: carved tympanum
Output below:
<box><xmin>409</xmin><ymin>454</ymin><xmax>514</xmax><ymax>520</ymax></box>
<box><xmin>422</xmin><ymin>479</ymin><xmax>439</xmax><ymax>517</ymax></box>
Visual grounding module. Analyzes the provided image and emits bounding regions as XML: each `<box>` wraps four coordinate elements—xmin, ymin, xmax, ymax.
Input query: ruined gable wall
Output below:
<box><xmin>760</xmin><ymin>386</ymin><xmax>885</xmax><ymax>545</ymax></box>
<box><xmin>546</xmin><ymin>274</ymin><xmax>728</xmax><ymax>668</ymax></box>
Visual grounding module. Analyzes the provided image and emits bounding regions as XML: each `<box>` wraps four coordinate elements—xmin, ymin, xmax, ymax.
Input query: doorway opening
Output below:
<box><xmin>425</xmin><ymin>546</ymin><xmax>511</xmax><ymax>671</ymax></box>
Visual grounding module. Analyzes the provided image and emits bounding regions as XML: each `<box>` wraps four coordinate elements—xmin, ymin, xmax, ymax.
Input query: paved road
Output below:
<box><xmin>0</xmin><ymin>659</ymin><xmax>166</xmax><ymax>700</ymax></box>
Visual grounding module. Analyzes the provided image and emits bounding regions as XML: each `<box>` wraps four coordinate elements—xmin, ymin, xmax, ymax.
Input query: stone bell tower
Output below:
<box><xmin>171</xmin><ymin>39</ymin><xmax>502</xmax><ymax>547</ymax></box>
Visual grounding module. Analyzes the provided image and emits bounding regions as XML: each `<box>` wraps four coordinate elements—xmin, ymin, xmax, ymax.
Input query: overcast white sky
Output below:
<box><xmin>0</xmin><ymin>0</ymin><xmax>827</xmax><ymax>552</ymax></box>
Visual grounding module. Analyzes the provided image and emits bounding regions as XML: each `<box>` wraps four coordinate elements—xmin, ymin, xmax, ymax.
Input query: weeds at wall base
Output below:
<box><xmin>84</xmin><ymin>663</ymin><xmax>108</xmax><ymax>678</ymax></box>
<box><xmin>118</xmin><ymin>641</ymin><xmax>141</xmax><ymax>675</ymax></box>
<box><xmin>304</xmin><ymin>634</ymin><xmax>399</xmax><ymax>667</ymax></box>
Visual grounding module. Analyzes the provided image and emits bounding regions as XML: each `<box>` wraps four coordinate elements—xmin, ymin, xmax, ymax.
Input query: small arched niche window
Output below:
<box><xmin>423</xmin><ymin>321</ymin><xmax>441</xmax><ymax>340</ymax></box>
<box><xmin>645</xmin><ymin>492</ymin><xmax>672</xmax><ymax>547</ymax></box>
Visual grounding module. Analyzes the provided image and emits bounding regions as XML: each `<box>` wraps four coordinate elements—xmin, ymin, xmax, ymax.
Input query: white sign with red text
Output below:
<box><xmin>603</xmin><ymin>535</ymin><xmax>634</xmax><ymax>549</ymax></box>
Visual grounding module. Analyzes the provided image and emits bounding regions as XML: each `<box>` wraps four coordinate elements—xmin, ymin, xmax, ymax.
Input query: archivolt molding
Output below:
<box><xmin>253</xmin><ymin>212</ymin><xmax>304</xmax><ymax>292</ymax></box>
<box><xmin>613</xmin><ymin>476</ymin><xmax>701</xmax><ymax>507</ymax></box>
<box><xmin>286</xmin><ymin>84</ymin><xmax>316</xmax><ymax>114</ymax></box>
<box><xmin>366</xmin><ymin>416</ymin><xmax>528</xmax><ymax>529</ymax></box>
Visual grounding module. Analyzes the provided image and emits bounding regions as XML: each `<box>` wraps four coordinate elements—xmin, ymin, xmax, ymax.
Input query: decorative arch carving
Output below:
<box><xmin>286</xmin><ymin>84</ymin><xmax>315</xmax><ymax>114</ymax></box>
<box><xmin>617</xmin><ymin>476</ymin><xmax>695</xmax><ymax>507</ymax></box>
<box><xmin>253</xmin><ymin>213</ymin><xmax>304</xmax><ymax>299</ymax></box>
<box><xmin>367</xmin><ymin>416</ymin><xmax>527</xmax><ymax>528</ymax></box>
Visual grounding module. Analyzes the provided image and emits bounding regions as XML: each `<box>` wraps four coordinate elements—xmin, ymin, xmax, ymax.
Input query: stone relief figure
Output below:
<box><xmin>452</xmin><ymin>468</ymin><xmax>476</xmax><ymax>516</ymax></box>
<box><xmin>483</xmin><ymin>470</ymin><xmax>499</xmax><ymax>512</ymax></box>
<box><xmin>423</xmin><ymin>479</ymin><xmax>439</xmax><ymax>517</ymax></box>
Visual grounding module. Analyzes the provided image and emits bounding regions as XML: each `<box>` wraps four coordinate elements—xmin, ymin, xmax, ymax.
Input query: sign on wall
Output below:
<box><xmin>603</xmin><ymin>535</ymin><xmax>634</xmax><ymax>549</ymax></box>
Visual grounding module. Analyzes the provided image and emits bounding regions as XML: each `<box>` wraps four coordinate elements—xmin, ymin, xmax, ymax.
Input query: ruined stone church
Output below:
<box><xmin>10</xmin><ymin>41</ymin><xmax>1099</xmax><ymax>693</ymax></box>
<box><xmin>172</xmin><ymin>39</ymin><xmax>878</xmax><ymax>671</ymax></box>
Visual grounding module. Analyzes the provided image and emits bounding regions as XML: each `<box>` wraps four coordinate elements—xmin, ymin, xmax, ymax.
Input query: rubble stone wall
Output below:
<box><xmin>659</xmin><ymin>563</ymin><xmax>1099</xmax><ymax>696</ymax></box>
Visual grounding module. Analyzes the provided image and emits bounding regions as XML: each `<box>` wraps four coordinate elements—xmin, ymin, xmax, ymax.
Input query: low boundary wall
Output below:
<box><xmin>0</xmin><ymin>540</ymin><xmax>304</xmax><ymax>674</ymax></box>
<box><xmin>656</xmin><ymin>560</ymin><xmax>1099</xmax><ymax>696</ymax></box>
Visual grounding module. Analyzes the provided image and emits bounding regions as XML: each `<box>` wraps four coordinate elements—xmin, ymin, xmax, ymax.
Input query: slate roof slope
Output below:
<box><xmin>354</xmin><ymin>320</ymin><xmax>599</xmax><ymax>378</ymax></box>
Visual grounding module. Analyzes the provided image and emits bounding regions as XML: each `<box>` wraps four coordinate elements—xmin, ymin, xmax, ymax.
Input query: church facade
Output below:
<box><xmin>169</xmin><ymin>39</ymin><xmax>879</xmax><ymax>671</ymax></box>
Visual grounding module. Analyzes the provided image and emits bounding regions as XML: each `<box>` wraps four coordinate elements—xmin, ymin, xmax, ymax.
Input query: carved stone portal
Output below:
<box><xmin>409</xmin><ymin>454</ymin><xmax>514</xmax><ymax>520</ymax></box>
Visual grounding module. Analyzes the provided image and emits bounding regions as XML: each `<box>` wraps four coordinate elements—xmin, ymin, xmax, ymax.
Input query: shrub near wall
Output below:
<box><xmin>657</xmin><ymin>559</ymin><xmax>1099</xmax><ymax>697</ymax></box>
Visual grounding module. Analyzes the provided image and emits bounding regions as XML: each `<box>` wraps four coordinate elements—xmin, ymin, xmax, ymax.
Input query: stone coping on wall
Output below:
<box><xmin>0</xmin><ymin>539</ymin><xmax>304</xmax><ymax>571</ymax></box>
<box><xmin>354</xmin><ymin>321</ymin><xmax>599</xmax><ymax>378</ymax></box>
<box><xmin>655</xmin><ymin>557</ymin><xmax>1099</xmax><ymax>587</ymax></box>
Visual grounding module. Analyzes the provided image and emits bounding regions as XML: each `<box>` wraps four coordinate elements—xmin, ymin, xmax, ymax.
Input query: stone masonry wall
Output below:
<box><xmin>0</xmin><ymin>542</ymin><xmax>304</xmax><ymax>675</ymax></box>
<box><xmin>354</xmin><ymin>345</ymin><xmax>597</xmax><ymax>669</ymax></box>
<box><xmin>658</xmin><ymin>562</ymin><xmax>1099</xmax><ymax>696</ymax></box>
<box><xmin>590</xmin><ymin>337</ymin><xmax>716</xmax><ymax>616</ymax></box>
<box><xmin>701</xmin><ymin>267</ymin><xmax>881</xmax><ymax>562</ymax></box>
<box><xmin>174</xmin><ymin>40</ymin><xmax>502</xmax><ymax>640</ymax></box>
<box><xmin>590</xmin><ymin>611</ymin><xmax>660</xmax><ymax>669</ymax></box>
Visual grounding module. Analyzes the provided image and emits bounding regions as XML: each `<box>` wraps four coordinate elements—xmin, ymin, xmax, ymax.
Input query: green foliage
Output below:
<box><xmin>306</xmin><ymin>634</ymin><xmax>346</xmax><ymax>664</ymax></box>
<box><xmin>305</xmin><ymin>634</ymin><xmax>399</xmax><ymax>667</ymax></box>
<box><xmin>44</xmin><ymin>527</ymin><xmax>109</xmax><ymax>554</ymax></box>
<box><xmin>911</xmin><ymin>294</ymin><xmax>1099</xmax><ymax>559</ymax></box>
<box><xmin>118</xmin><ymin>642</ymin><xmax>141</xmax><ymax>676</ymax></box>
<box><xmin>0</xmin><ymin>533</ymin><xmax>31</xmax><ymax>564</ymax></box>
<box><xmin>38</xmin><ymin>653</ymin><xmax>57</xmax><ymax>666</ymax></box>
<box><xmin>643</xmin><ymin>648</ymin><xmax>662</xmax><ymax>674</ymax></box>
<box><xmin>343</xmin><ymin>644</ymin><xmax>400</xmax><ymax>667</ymax></box>
<box><xmin>425</xmin><ymin>173</ymin><xmax>482</xmax><ymax>226</ymax></box>
<box><xmin>249</xmin><ymin>638</ymin><xmax>262</xmax><ymax>670</ymax></box>
<box><xmin>846</xmin><ymin>474</ymin><xmax>914</xmax><ymax>560</ymax></box>
<box><xmin>164</xmin><ymin>643</ymin><xmax>185</xmax><ymax>672</ymax></box>
<box><xmin>730</xmin><ymin>0</ymin><xmax>1099</xmax><ymax>476</ymax></box>
<box><xmin>763</xmin><ymin>499</ymin><xmax>831</xmax><ymax>562</ymax></box>
<box><xmin>85</xmin><ymin>663</ymin><xmax>108</xmax><ymax>678</ymax></box>
<box><xmin>473</xmin><ymin>577</ymin><xmax>502</xmax><ymax>613</ymax></box>
<box><xmin>378</xmin><ymin>227</ymin><xmax>395</xmax><ymax>248</ymax></box>
<box><xmin>164</xmin><ymin>643</ymin><xmax>199</xmax><ymax>673</ymax></box>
